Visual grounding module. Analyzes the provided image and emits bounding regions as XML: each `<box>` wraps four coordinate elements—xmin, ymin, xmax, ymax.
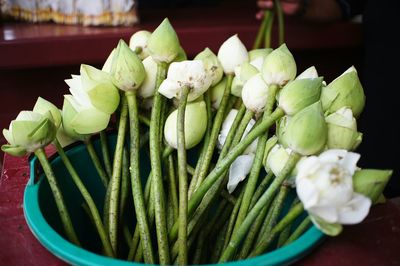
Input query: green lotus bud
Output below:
<box><xmin>33</xmin><ymin>97</ymin><xmax>62</xmax><ymax>129</ymax></box>
<box><xmin>282</xmin><ymin>102</ymin><xmax>327</xmax><ymax>155</ymax></box>
<box><xmin>138</xmin><ymin>56</ymin><xmax>158</xmax><ymax>98</ymax></box>
<box><xmin>249</xmin><ymin>48</ymin><xmax>273</xmax><ymax>61</ymax></box>
<box><xmin>278</xmin><ymin>77</ymin><xmax>323</xmax><ymax>116</ymax></box>
<box><xmin>195</xmin><ymin>47</ymin><xmax>223</xmax><ymax>86</ymax></box>
<box><xmin>129</xmin><ymin>30</ymin><xmax>151</xmax><ymax>59</ymax></box>
<box><xmin>164</xmin><ymin>101</ymin><xmax>207</xmax><ymax>149</ymax></box>
<box><xmin>276</xmin><ymin>115</ymin><xmax>290</xmax><ymax>147</ymax></box>
<box><xmin>217</xmin><ymin>34</ymin><xmax>249</xmax><ymax>74</ymax></box>
<box><xmin>262</xmin><ymin>135</ymin><xmax>278</xmax><ymax>165</ymax></box>
<box><xmin>325</xmin><ymin>107</ymin><xmax>362</xmax><ymax>150</ymax></box>
<box><xmin>148</xmin><ymin>18</ymin><xmax>181</xmax><ymax>63</ymax></box>
<box><xmin>66</xmin><ymin>64</ymin><xmax>120</xmax><ymax>115</ymax></box>
<box><xmin>353</xmin><ymin>169</ymin><xmax>393</xmax><ymax>204</ymax></box>
<box><xmin>321</xmin><ymin>66</ymin><xmax>365</xmax><ymax>117</ymax></box>
<box><xmin>210</xmin><ymin>76</ymin><xmax>227</xmax><ymax>110</ymax></box>
<box><xmin>62</xmin><ymin>95</ymin><xmax>110</xmax><ymax>140</ymax></box>
<box><xmin>296</xmin><ymin>66</ymin><xmax>318</xmax><ymax>80</ymax></box>
<box><xmin>262</xmin><ymin>43</ymin><xmax>297</xmax><ymax>86</ymax></box>
<box><xmin>174</xmin><ymin>46</ymin><xmax>188</xmax><ymax>62</ymax></box>
<box><xmin>240</xmin><ymin>62</ymin><xmax>259</xmax><ymax>82</ymax></box>
<box><xmin>2</xmin><ymin>111</ymin><xmax>57</xmax><ymax>156</ymax></box>
<box><xmin>102</xmin><ymin>48</ymin><xmax>116</xmax><ymax>74</ymax></box>
<box><xmin>111</xmin><ymin>40</ymin><xmax>146</xmax><ymax>91</ymax></box>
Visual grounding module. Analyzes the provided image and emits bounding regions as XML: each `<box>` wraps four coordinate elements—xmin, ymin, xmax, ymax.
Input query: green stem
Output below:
<box><xmin>219</xmin><ymin>152</ymin><xmax>300</xmax><ymax>262</ymax></box>
<box><xmin>264</xmin><ymin>10</ymin><xmax>275</xmax><ymax>48</ymax></box>
<box><xmin>168</xmin><ymin>154</ymin><xmax>179</xmax><ymax>222</ymax></box>
<box><xmin>34</xmin><ymin>148</ymin><xmax>80</xmax><ymax>246</ymax></box>
<box><xmin>249</xmin><ymin>172</ymin><xmax>274</xmax><ymax>210</ymax></box>
<box><xmin>248</xmin><ymin>203</ymin><xmax>304</xmax><ymax>258</ymax></box>
<box><xmin>139</xmin><ymin>114</ymin><xmax>151</xmax><ymax>127</ymax></box>
<box><xmin>231</xmin><ymin>85</ymin><xmax>278</xmax><ymax>239</ymax></box>
<box><xmin>107</xmin><ymin>95</ymin><xmax>128</xmax><ymax>254</ymax></box>
<box><xmin>119</xmin><ymin>148</ymin><xmax>129</xmax><ymax>217</ymax></box>
<box><xmin>100</xmin><ymin>131</ymin><xmax>112</xmax><ymax>178</ymax></box>
<box><xmin>230</xmin><ymin>109</ymin><xmax>254</xmax><ymax>151</ymax></box>
<box><xmin>126</xmin><ymin>90</ymin><xmax>155</xmax><ymax>264</ymax></box>
<box><xmin>192</xmin><ymin>74</ymin><xmax>233</xmax><ymax>193</ymax></box>
<box><xmin>253</xmin><ymin>10</ymin><xmax>270</xmax><ymax>49</ymax></box>
<box><xmin>85</xmin><ymin>138</ymin><xmax>108</xmax><ymax>187</ymax></box>
<box><xmin>224</xmin><ymin>96</ymin><xmax>238</xmax><ymax>119</ymax></box>
<box><xmin>211</xmin><ymin>219</ymin><xmax>229</xmax><ymax>263</ymax></box>
<box><xmin>275</xmin><ymin>0</ymin><xmax>285</xmax><ymax>45</ymax></box>
<box><xmin>284</xmin><ymin>216</ymin><xmax>311</xmax><ymax>246</ymax></box>
<box><xmin>150</xmin><ymin>62</ymin><xmax>170</xmax><ymax>265</ymax></box>
<box><xmin>223</xmin><ymin>189</ymin><xmax>245</xmax><ymax>250</ymax></box>
<box><xmin>55</xmin><ymin>140</ymin><xmax>114</xmax><ymax>256</ymax></box>
<box><xmin>177</xmin><ymin>86</ymin><xmax>190</xmax><ymax>265</ymax></box>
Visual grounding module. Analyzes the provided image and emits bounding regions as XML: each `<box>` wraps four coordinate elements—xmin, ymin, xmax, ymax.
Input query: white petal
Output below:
<box><xmin>158</xmin><ymin>79</ymin><xmax>181</xmax><ymax>99</ymax></box>
<box><xmin>242</xmin><ymin>74</ymin><xmax>269</xmax><ymax>113</ymax></box>
<box><xmin>227</xmin><ymin>154</ymin><xmax>255</xmax><ymax>193</ymax></box>
<box><xmin>218</xmin><ymin>34</ymin><xmax>249</xmax><ymax>74</ymax></box>
<box><xmin>217</xmin><ymin>109</ymin><xmax>238</xmax><ymax>150</ymax></box>
<box><xmin>296</xmin><ymin>66</ymin><xmax>318</xmax><ymax>80</ymax></box>
<box><xmin>308</xmin><ymin>205</ymin><xmax>338</xmax><ymax>224</ymax></box>
<box><xmin>338</xmin><ymin>193</ymin><xmax>371</xmax><ymax>224</ymax></box>
<box><xmin>250</xmin><ymin>57</ymin><xmax>264</xmax><ymax>71</ymax></box>
<box><xmin>341</xmin><ymin>152</ymin><xmax>360</xmax><ymax>176</ymax></box>
<box><xmin>318</xmin><ymin>149</ymin><xmax>348</xmax><ymax>164</ymax></box>
<box><xmin>65</xmin><ymin>75</ymin><xmax>82</xmax><ymax>91</ymax></box>
<box><xmin>296</xmin><ymin>156</ymin><xmax>319</xmax><ymax>178</ymax></box>
<box><xmin>296</xmin><ymin>178</ymin><xmax>319</xmax><ymax>209</ymax></box>
<box><xmin>3</xmin><ymin>129</ymin><xmax>14</xmax><ymax>145</ymax></box>
<box><xmin>15</xmin><ymin>111</ymin><xmax>42</xmax><ymax>122</ymax></box>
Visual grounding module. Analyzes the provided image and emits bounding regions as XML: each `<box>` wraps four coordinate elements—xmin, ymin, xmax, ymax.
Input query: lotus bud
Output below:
<box><xmin>66</xmin><ymin>65</ymin><xmax>120</xmax><ymax>115</ymax></box>
<box><xmin>158</xmin><ymin>60</ymin><xmax>212</xmax><ymax>101</ymax></box>
<box><xmin>138</xmin><ymin>56</ymin><xmax>158</xmax><ymax>98</ymax></box>
<box><xmin>262</xmin><ymin>43</ymin><xmax>296</xmax><ymax>86</ymax></box>
<box><xmin>147</xmin><ymin>18</ymin><xmax>181</xmax><ymax>63</ymax></box>
<box><xmin>62</xmin><ymin>95</ymin><xmax>109</xmax><ymax>140</ymax></box>
<box><xmin>353</xmin><ymin>169</ymin><xmax>392</xmax><ymax>204</ymax></box>
<box><xmin>296</xmin><ymin>66</ymin><xmax>319</xmax><ymax>80</ymax></box>
<box><xmin>217</xmin><ymin>34</ymin><xmax>249</xmax><ymax>74</ymax></box>
<box><xmin>174</xmin><ymin>46</ymin><xmax>188</xmax><ymax>62</ymax></box>
<box><xmin>276</xmin><ymin>115</ymin><xmax>290</xmax><ymax>147</ymax></box>
<box><xmin>249</xmin><ymin>48</ymin><xmax>273</xmax><ymax>61</ymax></box>
<box><xmin>262</xmin><ymin>135</ymin><xmax>278</xmax><ymax>164</ymax></box>
<box><xmin>195</xmin><ymin>47</ymin><xmax>224</xmax><ymax>86</ymax></box>
<box><xmin>210</xmin><ymin>77</ymin><xmax>226</xmax><ymax>110</ymax></box>
<box><xmin>265</xmin><ymin>144</ymin><xmax>293</xmax><ymax>177</ymax></box>
<box><xmin>242</xmin><ymin>73</ymin><xmax>269</xmax><ymax>114</ymax></box>
<box><xmin>102</xmin><ymin>48</ymin><xmax>116</xmax><ymax>74</ymax></box>
<box><xmin>321</xmin><ymin>66</ymin><xmax>365</xmax><ymax>117</ymax></box>
<box><xmin>240</xmin><ymin>62</ymin><xmax>259</xmax><ymax>82</ymax></box>
<box><xmin>2</xmin><ymin>111</ymin><xmax>57</xmax><ymax>156</ymax></box>
<box><xmin>231</xmin><ymin>76</ymin><xmax>243</xmax><ymax>98</ymax></box>
<box><xmin>110</xmin><ymin>40</ymin><xmax>146</xmax><ymax>91</ymax></box>
<box><xmin>325</xmin><ymin>107</ymin><xmax>363</xmax><ymax>150</ymax></box>
<box><xmin>129</xmin><ymin>30</ymin><xmax>151</xmax><ymax>59</ymax></box>
<box><xmin>278</xmin><ymin>77</ymin><xmax>323</xmax><ymax>116</ymax></box>
<box><xmin>282</xmin><ymin>102</ymin><xmax>327</xmax><ymax>155</ymax></box>
<box><xmin>164</xmin><ymin>101</ymin><xmax>207</xmax><ymax>149</ymax></box>
<box><xmin>33</xmin><ymin>97</ymin><xmax>62</xmax><ymax>129</ymax></box>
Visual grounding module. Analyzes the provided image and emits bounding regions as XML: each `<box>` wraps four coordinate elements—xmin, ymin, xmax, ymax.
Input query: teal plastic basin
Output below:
<box><xmin>24</xmin><ymin>136</ymin><xmax>324</xmax><ymax>266</ymax></box>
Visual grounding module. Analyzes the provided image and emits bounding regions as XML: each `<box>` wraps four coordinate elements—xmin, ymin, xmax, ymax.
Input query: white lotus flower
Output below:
<box><xmin>296</xmin><ymin>149</ymin><xmax>371</xmax><ymax>235</ymax></box>
<box><xmin>158</xmin><ymin>60</ymin><xmax>212</xmax><ymax>101</ymax></box>
<box><xmin>227</xmin><ymin>154</ymin><xmax>255</xmax><ymax>193</ymax></box>
<box><xmin>242</xmin><ymin>73</ymin><xmax>269</xmax><ymax>114</ymax></box>
<box><xmin>138</xmin><ymin>56</ymin><xmax>158</xmax><ymax>98</ymax></box>
<box><xmin>217</xmin><ymin>35</ymin><xmax>249</xmax><ymax>74</ymax></box>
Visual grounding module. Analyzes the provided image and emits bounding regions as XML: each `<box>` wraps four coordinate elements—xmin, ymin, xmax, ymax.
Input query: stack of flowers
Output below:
<box><xmin>2</xmin><ymin>15</ymin><xmax>393</xmax><ymax>265</ymax></box>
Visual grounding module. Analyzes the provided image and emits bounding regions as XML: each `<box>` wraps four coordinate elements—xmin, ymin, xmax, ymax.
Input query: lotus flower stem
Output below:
<box><xmin>210</xmin><ymin>218</ymin><xmax>230</xmax><ymax>262</ymax></box>
<box><xmin>54</xmin><ymin>140</ymin><xmax>114</xmax><ymax>257</ymax></box>
<box><xmin>108</xmin><ymin>95</ymin><xmax>128</xmax><ymax>254</ymax></box>
<box><xmin>219</xmin><ymin>152</ymin><xmax>300</xmax><ymax>262</ymax></box>
<box><xmin>275</xmin><ymin>0</ymin><xmax>285</xmax><ymax>45</ymax></box>
<box><xmin>34</xmin><ymin>148</ymin><xmax>81</xmax><ymax>246</ymax></box>
<box><xmin>264</xmin><ymin>10</ymin><xmax>275</xmax><ymax>48</ymax></box>
<box><xmin>99</xmin><ymin>131</ymin><xmax>112</xmax><ymax>178</ymax></box>
<box><xmin>168</xmin><ymin>154</ymin><xmax>179</xmax><ymax>222</ymax></box>
<box><xmin>249</xmin><ymin>172</ymin><xmax>274</xmax><ymax>209</ymax></box>
<box><xmin>253</xmin><ymin>10</ymin><xmax>270</xmax><ymax>49</ymax></box>
<box><xmin>248</xmin><ymin>202</ymin><xmax>304</xmax><ymax>258</ymax></box>
<box><xmin>176</xmin><ymin>85</ymin><xmax>190</xmax><ymax>265</ymax></box>
<box><xmin>126</xmin><ymin>90</ymin><xmax>155</xmax><ymax>264</ymax></box>
<box><xmin>231</xmin><ymin>84</ymin><xmax>279</xmax><ymax>239</ymax></box>
<box><xmin>138</xmin><ymin>114</ymin><xmax>151</xmax><ymax>127</ymax></box>
<box><xmin>223</xmin><ymin>189</ymin><xmax>245</xmax><ymax>250</ymax></box>
<box><xmin>85</xmin><ymin>138</ymin><xmax>109</xmax><ymax>187</ymax></box>
<box><xmin>119</xmin><ymin>148</ymin><xmax>129</xmax><ymax>218</ymax></box>
<box><xmin>191</xmin><ymin>74</ymin><xmax>233</xmax><ymax>194</ymax></box>
<box><xmin>150</xmin><ymin>62</ymin><xmax>170</xmax><ymax>265</ymax></box>
<box><xmin>283</xmin><ymin>216</ymin><xmax>311</xmax><ymax>246</ymax></box>
<box><xmin>224</xmin><ymin>96</ymin><xmax>239</xmax><ymax>119</ymax></box>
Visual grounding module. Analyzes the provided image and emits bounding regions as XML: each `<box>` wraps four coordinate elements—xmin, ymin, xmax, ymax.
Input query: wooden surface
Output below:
<box><xmin>0</xmin><ymin>151</ymin><xmax>399</xmax><ymax>265</ymax></box>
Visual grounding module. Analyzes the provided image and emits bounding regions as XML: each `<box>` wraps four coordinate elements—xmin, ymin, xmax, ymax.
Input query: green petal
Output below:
<box><xmin>311</xmin><ymin>215</ymin><xmax>343</xmax><ymax>236</ymax></box>
<box><xmin>11</xmin><ymin>120</ymin><xmax>40</xmax><ymax>147</ymax></box>
<box><xmin>87</xmin><ymin>83</ymin><xmax>120</xmax><ymax>114</ymax></box>
<box><xmin>70</xmin><ymin>108</ymin><xmax>110</xmax><ymax>134</ymax></box>
<box><xmin>3</xmin><ymin>128</ymin><xmax>14</xmax><ymax>145</ymax></box>
<box><xmin>28</xmin><ymin>118</ymin><xmax>57</xmax><ymax>147</ymax></box>
<box><xmin>353</xmin><ymin>169</ymin><xmax>393</xmax><ymax>204</ymax></box>
<box><xmin>62</xmin><ymin>95</ymin><xmax>85</xmax><ymax>140</ymax></box>
<box><xmin>33</xmin><ymin>97</ymin><xmax>62</xmax><ymax>128</ymax></box>
<box><xmin>1</xmin><ymin>144</ymin><xmax>27</xmax><ymax>157</ymax></box>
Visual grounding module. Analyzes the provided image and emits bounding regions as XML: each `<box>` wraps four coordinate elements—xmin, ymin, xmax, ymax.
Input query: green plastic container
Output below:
<box><xmin>24</xmin><ymin>136</ymin><xmax>324</xmax><ymax>266</ymax></box>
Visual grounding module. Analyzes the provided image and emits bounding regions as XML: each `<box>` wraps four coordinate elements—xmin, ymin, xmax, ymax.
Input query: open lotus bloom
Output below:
<box><xmin>194</xmin><ymin>47</ymin><xmax>224</xmax><ymax>86</ymax></box>
<box><xmin>325</xmin><ymin>107</ymin><xmax>362</xmax><ymax>150</ymax></box>
<box><xmin>262</xmin><ymin>43</ymin><xmax>297</xmax><ymax>87</ymax></box>
<box><xmin>321</xmin><ymin>66</ymin><xmax>365</xmax><ymax>118</ymax></box>
<box><xmin>62</xmin><ymin>94</ymin><xmax>110</xmax><ymax>140</ymax></box>
<box><xmin>158</xmin><ymin>60</ymin><xmax>212</xmax><ymax>101</ymax></box>
<box><xmin>242</xmin><ymin>73</ymin><xmax>270</xmax><ymax>114</ymax></box>
<box><xmin>2</xmin><ymin>111</ymin><xmax>57</xmax><ymax>156</ymax></box>
<box><xmin>164</xmin><ymin>101</ymin><xmax>207</xmax><ymax>149</ymax></box>
<box><xmin>217</xmin><ymin>34</ymin><xmax>249</xmax><ymax>74</ymax></box>
<box><xmin>296</xmin><ymin>149</ymin><xmax>372</xmax><ymax>236</ymax></box>
<box><xmin>129</xmin><ymin>30</ymin><xmax>152</xmax><ymax>59</ymax></box>
<box><xmin>65</xmin><ymin>64</ymin><xmax>120</xmax><ymax>114</ymax></box>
